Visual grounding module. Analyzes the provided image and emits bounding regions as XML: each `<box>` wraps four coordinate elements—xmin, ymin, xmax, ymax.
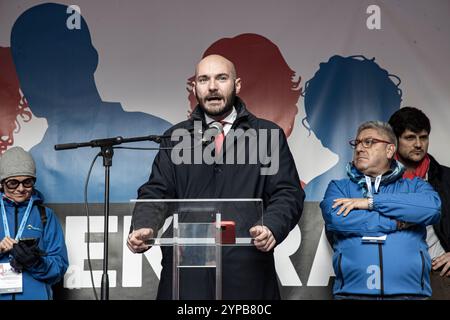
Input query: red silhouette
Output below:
<box><xmin>187</xmin><ymin>33</ymin><xmax>301</xmax><ymax>137</ymax></box>
<box><xmin>0</xmin><ymin>47</ymin><xmax>32</xmax><ymax>154</ymax></box>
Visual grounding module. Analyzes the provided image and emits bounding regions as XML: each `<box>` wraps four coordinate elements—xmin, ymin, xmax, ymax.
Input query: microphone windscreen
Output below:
<box><xmin>209</xmin><ymin>121</ymin><xmax>224</xmax><ymax>135</ymax></box>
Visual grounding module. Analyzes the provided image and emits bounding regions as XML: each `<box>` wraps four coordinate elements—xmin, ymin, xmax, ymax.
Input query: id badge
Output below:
<box><xmin>0</xmin><ymin>263</ymin><xmax>23</xmax><ymax>294</ymax></box>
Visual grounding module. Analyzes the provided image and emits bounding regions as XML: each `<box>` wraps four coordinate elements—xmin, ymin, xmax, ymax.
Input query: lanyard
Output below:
<box><xmin>365</xmin><ymin>175</ymin><xmax>382</xmax><ymax>197</ymax></box>
<box><xmin>1</xmin><ymin>195</ymin><xmax>34</xmax><ymax>240</ymax></box>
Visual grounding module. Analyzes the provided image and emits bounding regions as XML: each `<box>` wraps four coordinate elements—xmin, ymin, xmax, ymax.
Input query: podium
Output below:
<box><xmin>131</xmin><ymin>199</ymin><xmax>264</xmax><ymax>300</ymax></box>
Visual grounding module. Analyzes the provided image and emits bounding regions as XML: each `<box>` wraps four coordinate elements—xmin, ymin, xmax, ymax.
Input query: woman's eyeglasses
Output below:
<box><xmin>4</xmin><ymin>178</ymin><xmax>36</xmax><ymax>189</ymax></box>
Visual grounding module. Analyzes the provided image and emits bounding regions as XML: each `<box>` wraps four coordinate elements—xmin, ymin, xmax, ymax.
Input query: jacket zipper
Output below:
<box><xmin>338</xmin><ymin>253</ymin><xmax>344</xmax><ymax>289</ymax></box>
<box><xmin>419</xmin><ymin>251</ymin><xmax>425</xmax><ymax>290</ymax></box>
<box><xmin>378</xmin><ymin>243</ymin><xmax>384</xmax><ymax>296</ymax></box>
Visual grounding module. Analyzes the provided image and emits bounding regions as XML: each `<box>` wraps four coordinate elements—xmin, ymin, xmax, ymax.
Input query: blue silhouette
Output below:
<box><xmin>303</xmin><ymin>55</ymin><xmax>402</xmax><ymax>201</ymax></box>
<box><xmin>10</xmin><ymin>3</ymin><xmax>171</xmax><ymax>203</ymax></box>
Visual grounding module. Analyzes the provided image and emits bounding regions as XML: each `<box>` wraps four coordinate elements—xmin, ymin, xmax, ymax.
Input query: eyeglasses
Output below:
<box><xmin>349</xmin><ymin>138</ymin><xmax>393</xmax><ymax>149</ymax></box>
<box><xmin>3</xmin><ymin>178</ymin><xmax>36</xmax><ymax>189</ymax></box>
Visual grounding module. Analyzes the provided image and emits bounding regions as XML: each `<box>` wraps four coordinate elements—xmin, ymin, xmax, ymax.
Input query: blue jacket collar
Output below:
<box><xmin>346</xmin><ymin>160</ymin><xmax>405</xmax><ymax>196</ymax></box>
<box><xmin>1</xmin><ymin>191</ymin><xmax>41</xmax><ymax>208</ymax></box>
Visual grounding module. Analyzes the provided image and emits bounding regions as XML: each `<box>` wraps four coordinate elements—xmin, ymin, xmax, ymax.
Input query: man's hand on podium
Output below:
<box><xmin>249</xmin><ymin>225</ymin><xmax>276</xmax><ymax>252</ymax></box>
<box><xmin>127</xmin><ymin>228</ymin><xmax>154</xmax><ymax>253</ymax></box>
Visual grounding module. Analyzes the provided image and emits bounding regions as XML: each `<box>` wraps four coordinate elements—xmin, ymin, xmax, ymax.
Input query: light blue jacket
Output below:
<box><xmin>0</xmin><ymin>192</ymin><xmax>68</xmax><ymax>300</ymax></box>
<box><xmin>321</xmin><ymin>161</ymin><xmax>441</xmax><ymax>297</ymax></box>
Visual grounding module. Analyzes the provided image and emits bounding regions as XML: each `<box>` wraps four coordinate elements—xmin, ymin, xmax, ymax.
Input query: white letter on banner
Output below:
<box><xmin>307</xmin><ymin>226</ymin><xmax>335</xmax><ymax>286</ymax></box>
<box><xmin>274</xmin><ymin>225</ymin><xmax>302</xmax><ymax>286</ymax></box>
<box><xmin>64</xmin><ymin>216</ymin><xmax>117</xmax><ymax>288</ymax></box>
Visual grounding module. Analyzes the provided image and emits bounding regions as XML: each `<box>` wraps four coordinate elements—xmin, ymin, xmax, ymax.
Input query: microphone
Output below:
<box><xmin>202</xmin><ymin>121</ymin><xmax>224</xmax><ymax>144</ymax></box>
<box><xmin>209</xmin><ymin>121</ymin><xmax>224</xmax><ymax>136</ymax></box>
<box><xmin>54</xmin><ymin>134</ymin><xmax>171</xmax><ymax>151</ymax></box>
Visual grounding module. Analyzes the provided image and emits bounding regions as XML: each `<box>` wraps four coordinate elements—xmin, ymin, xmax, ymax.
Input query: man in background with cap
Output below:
<box><xmin>0</xmin><ymin>146</ymin><xmax>68</xmax><ymax>300</ymax></box>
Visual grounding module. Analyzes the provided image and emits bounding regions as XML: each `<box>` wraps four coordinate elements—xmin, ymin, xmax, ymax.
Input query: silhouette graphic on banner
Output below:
<box><xmin>303</xmin><ymin>55</ymin><xmax>402</xmax><ymax>201</ymax></box>
<box><xmin>187</xmin><ymin>33</ymin><xmax>301</xmax><ymax>138</ymax></box>
<box><xmin>10</xmin><ymin>3</ymin><xmax>171</xmax><ymax>203</ymax></box>
<box><xmin>0</xmin><ymin>47</ymin><xmax>32</xmax><ymax>154</ymax></box>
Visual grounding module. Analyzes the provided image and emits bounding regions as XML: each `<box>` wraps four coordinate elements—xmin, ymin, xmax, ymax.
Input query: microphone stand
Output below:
<box><xmin>54</xmin><ymin>134</ymin><xmax>165</xmax><ymax>300</ymax></box>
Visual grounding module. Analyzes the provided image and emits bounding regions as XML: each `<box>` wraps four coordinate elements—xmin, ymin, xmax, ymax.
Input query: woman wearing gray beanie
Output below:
<box><xmin>0</xmin><ymin>147</ymin><xmax>68</xmax><ymax>300</ymax></box>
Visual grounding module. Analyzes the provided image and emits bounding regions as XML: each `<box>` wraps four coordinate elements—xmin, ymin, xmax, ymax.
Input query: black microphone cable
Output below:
<box><xmin>84</xmin><ymin>151</ymin><xmax>101</xmax><ymax>300</ymax></box>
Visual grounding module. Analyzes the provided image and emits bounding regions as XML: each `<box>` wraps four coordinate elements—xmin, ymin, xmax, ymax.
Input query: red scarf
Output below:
<box><xmin>395</xmin><ymin>153</ymin><xmax>430</xmax><ymax>180</ymax></box>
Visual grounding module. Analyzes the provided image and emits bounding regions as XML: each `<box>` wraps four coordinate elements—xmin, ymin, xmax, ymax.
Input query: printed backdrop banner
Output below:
<box><xmin>0</xmin><ymin>0</ymin><xmax>449</xmax><ymax>299</ymax></box>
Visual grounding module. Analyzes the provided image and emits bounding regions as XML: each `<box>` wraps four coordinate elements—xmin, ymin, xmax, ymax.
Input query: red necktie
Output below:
<box><xmin>214</xmin><ymin>121</ymin><xmax>227</xmax><ymax>153</ymax></box>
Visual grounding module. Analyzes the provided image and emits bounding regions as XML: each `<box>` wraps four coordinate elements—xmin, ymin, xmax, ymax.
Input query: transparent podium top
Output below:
<box><xmin>130</xmin><ymin>198</ymin><xmax>264</xmax><ymax>246</ymax></box>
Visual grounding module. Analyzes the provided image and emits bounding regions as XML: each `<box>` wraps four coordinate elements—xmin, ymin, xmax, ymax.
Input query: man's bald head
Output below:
<box><xmin>195</xmin><ymin>54</ymin><xmax>237</xmax><ymax>79</ymax></box>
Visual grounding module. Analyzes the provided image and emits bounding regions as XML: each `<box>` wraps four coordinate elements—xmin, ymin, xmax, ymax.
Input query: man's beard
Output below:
<box><xmin>401</xmin><ymin>151</ymin><xmax>426</xmax><ymax>168</ymax></box>
<box><xmin>196</xmin><ymin>87</ymin><xmax>236</xmax><ymax>117</ymax></box>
